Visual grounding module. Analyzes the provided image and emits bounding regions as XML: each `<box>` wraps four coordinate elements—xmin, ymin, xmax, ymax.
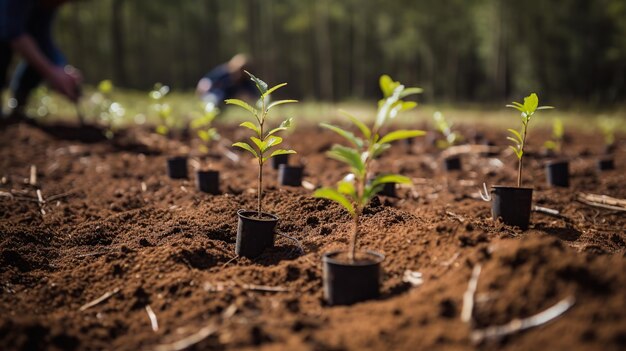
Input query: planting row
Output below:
<box><xmin>145</xmin><ymin>72</ymin><xmax>615</xmax><ymax>306</ymax></box>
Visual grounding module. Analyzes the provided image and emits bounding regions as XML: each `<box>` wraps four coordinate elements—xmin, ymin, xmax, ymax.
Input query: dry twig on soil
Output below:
<box><xmin>79</xmin><ymin>287</ymin><xmax>120</xmax><ymax>312</ymax></box>
<box><xmin>470</xmin><ymin>296</ymin><xmax>575</xmax><ymax>343</ymax></box>
<box><xmin>576</xmin><ymin>193</ymin><xmax>626</xmax><ymax>212</ymax></box>
<box><xmin>145</xmin><ymin>305</ymin><xmax>159</xmax><ymax>332</ymax></box>
<box><xmin>461</xmin><ymin>265</ymin><xmax>482</xmax><ymax>323</ymax></box>
<box><xmin>153</xmin><ymin>324</ymin><xmax>217</xmax><ymax>351</ymax></box>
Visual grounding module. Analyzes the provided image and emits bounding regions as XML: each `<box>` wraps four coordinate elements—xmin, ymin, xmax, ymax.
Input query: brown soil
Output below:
<box><xmin>1</xmin><ymin>120</ymin><xmax>625</xmax><ymax>351</ymax></box>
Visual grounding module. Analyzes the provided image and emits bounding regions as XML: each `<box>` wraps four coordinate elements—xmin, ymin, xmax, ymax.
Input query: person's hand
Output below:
<box><xmin>196</xmin><ymin>78</ymin><xmax>212</xmax><ymax>96</ymax></box>
<box><xmin>46</xmin><ymin>66</ymin><xmax>81</xmax><ymax>101</ymax></box>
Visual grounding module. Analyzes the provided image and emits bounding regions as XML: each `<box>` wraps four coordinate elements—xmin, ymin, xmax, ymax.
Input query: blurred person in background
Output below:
<box><xmin>0</xmin><ymin>0</ymin><xmax>81</xmax><ymax>120</ymax></box>
<box><xmin>196</xmin><ymin>54</ymin><xmax>258</xmax><ymax>109</ymax></box>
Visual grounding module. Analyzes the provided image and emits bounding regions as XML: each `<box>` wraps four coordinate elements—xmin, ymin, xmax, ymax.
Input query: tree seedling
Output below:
<box><xmin>506</xmin><ymin>93</ymin><xmax>553</xmax><ymax>187</ymax></box>
<box><xmin>93</xmin><ymin>80</ymin><xmax>125</xmax><ymax>139</ymax></box>
<box><xmin>543</xmin><ymin>118</ymin><xmax>564</xmax><ymax>154</ymax></box>
<box><xmin>190</xmin><ymin>104</ymin><xmax>220</xmax><ymax>156</ymax></box>
<box><xmin>150</xmin><ymin>83</ymin><xmax>174</xmax><ymax>136</ymax></box>
<box><xmin>432</xmin><ymin>111</ymin><xmax>460</xmax><ymax>149</ymax></box>
<box><xmin>314</xmin><ymin>75</ymin><xmax>425</xmax><ymax>262</ymax></box>
<box><xmin>598</xmin><ymin>118</ymin><xmax>618</xmax><ymax>151</ymax></box>
<box><xmin>226</xmin><ymin>71</ymin><xmax>297</xmax><ymax>218</ymax></box>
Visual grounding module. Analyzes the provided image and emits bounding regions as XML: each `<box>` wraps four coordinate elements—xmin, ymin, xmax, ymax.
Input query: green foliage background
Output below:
<box><xmin>55</xmin><ymin>0</ymin><xmax>626</xmax><ymax>104</ymax></box>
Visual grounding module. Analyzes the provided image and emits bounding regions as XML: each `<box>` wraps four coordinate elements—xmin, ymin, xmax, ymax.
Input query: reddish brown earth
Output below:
<box><xmin>0</xmin><ymin>120</ymin><xmax>625</xmax><ymax>351</ymax></box>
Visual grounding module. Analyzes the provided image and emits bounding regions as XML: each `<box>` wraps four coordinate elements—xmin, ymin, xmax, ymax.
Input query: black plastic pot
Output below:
<box><xmin>271</xmin><ymin>154</ymin><xmax>289</xmax><ymax>170</ymax></box>
<box><xmin>167</xmin><ymin>156</ymin><xmax>188</xmax><ymax>179</ymax></box>
<box><xmin>379</xmin><ymin>182</ymin><xmax>396</xmax><ymax>197</ymax></box>
<box><xmin>545</xmin><ymin>160</ymin><xmax>569</xmax><ymax>187</ymax></box>
<box><xmin>323</xmin><ymin>251</ymin><xmax>384</xmax><ymax>306</ymax></box>
<box><xmin>278</xmin><ymin>165</ymin><xmax>304</xmax><ymax>187</ymax></box>
<box><xmin>597</xmin><ymin>158</ymin><xmax>615</xmax><ymax>171</ymax></box>
<box><xmin>236</xmin><ymin>210</ymin><xmax>278</xmax><ymax>258</ymax></box>
<box><xmin>367</xmin><ymin>177</ymin><xmax>396</xmax><ymax>197</ymax></box>
<box><xmin>196</xmin><ymin>170</ymin><xmax>220</xmax><ymax>194</ymax></box>
<box><xmin>443</xmin><ymin>155</ymin><xmax>462</xmax><ymax>171</ymax></box>
<box><xmin>491</xmin><ymin>186</ymin><xmax>533</xmax><ymax>230</ymax></box>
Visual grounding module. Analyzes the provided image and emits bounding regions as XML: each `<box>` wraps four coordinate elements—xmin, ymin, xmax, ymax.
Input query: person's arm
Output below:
<box><xmin>11</xmin><ymin>34</ymin><xmax>79</xmax><ymax>101</ymax></box>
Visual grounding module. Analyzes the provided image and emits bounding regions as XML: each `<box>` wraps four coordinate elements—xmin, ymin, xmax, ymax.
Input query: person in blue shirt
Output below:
<box><xmin>196</xmin><ymin>54</ymin><xmax>258</xmax><ymax>108</ymax></box>
<box><xmin>1</xmin><ymin>0</ymin><xmax>81</xmax><ymax>119</ymax></box>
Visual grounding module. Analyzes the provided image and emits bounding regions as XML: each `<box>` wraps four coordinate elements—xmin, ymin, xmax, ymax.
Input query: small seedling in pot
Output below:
<box><xmin>432</xmin><ymin>111</ymin><xmax>463</xmax><ymax>171</ymax></box>
<box><xmin>489</xmin><ymin>93</ymin><xmax>553</xmax><ymax>229</ymax></box>
<box><xmin>149</xmin><ymin>83</ymin><xmax>174</xmax><ymax>136</ymax></box>
<box><xmin>190</xmin><ymin>104</ymin><xmax>221</xmax><ymax>155</ymax></box>
<box><xmin>314</xmin><ymin>74</ymin><xmax>424</xmax><ymax>305</ymax></box>
<box><xmin>225</xmin><ymin>71</ymin><xmax>297</xmax><ymax>257</ymax></box>
<box><xmin>543</xmin><ymin>118</ymin><xmax>564</xmax><ymax>155</ymax></box>
<box><xmin>598</xmin><ymin>118</ymin><xmax>618</xmax><ymax>154</ymax></box>
<box><xmin>190</xmin><ymin>105</ymin><xmax>221</xmax><ymax>193</ymax></box>
<box><xmin>92</xmin><ymin>80</ymin><xmax>125</xmax><ymax>139</ymax></box>
<box><xmin>506</xmin><ymin>93</ymin><xmax>554</xmax><ymax>188</ymax></box>
<box><xmin>543</xmin><ymin>119</ymin><xmax>569</xmax><ymax>187</ymax></box>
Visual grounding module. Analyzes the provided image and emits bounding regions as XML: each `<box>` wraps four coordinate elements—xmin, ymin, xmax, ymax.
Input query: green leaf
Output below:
<box><xmin>269</xmin><ymin>149</ymin><xmax>296</xmax><ymax>158</ymax></box>
<box><xmin>225</xmin><ymin>98</ymin><xmax>257</xmax><ymax>115</ymax></box>
<box><xmin>262</xmin><ymin>83</ymin><xmax>287</xmax><ymax>98</ymax></box>
<box><xmin>245</xmin><ymin>71</ymin><xmax>268</xmax><ymax>94</ymax></box>
<box><xmin>507</xmin><ymin>128</ymin><xmax>523</xmax><ymax>143</ymax></box>
<box><xmin>264</xmin><ymin>136</ymin><xmax>283</xmax><ymax>150</ymax></box>
<box><xmin>400</xmin><ymin>101</ymin><xmax>418</xmax><ymax>112</ymax></box>
<box><xmin>267</xmin><ymin>99</ymin><xmax>298</xmax><ymax>111</ymax></box>
<box><xmin>240</xmin><ymin>121</ymin><xmax>260</xmax><ymax>136</ymax></box>
<box><xmin>233</xmin><ymin>142</ymin><xmax>258</xmax><ymax>158</ymax></box>
<box><xmin>379</xmin><ymin>75</ymin><xmax>400</xmax><ymax>98</ymax></box>
<box><xmin>506</xmin><ymin>136</ymin><xmax>520</xmax><ymax>145</ymax></box>
<box><xmin>327</xmin><ymin>145</ymin><xmax>365</xmax><ymax>175</ymax></box>
<box><xmin>198</xmin><ymin>130</ymin><xmax>210</xmax><ymax>142</ymax></box>
<box><xmin>339</xmin><ymin>110</ymin><xmax>371</xmax><ymax>139</ymax></box>
<box><xmin>313</xmin><ymin>188</ymin><xmax>355</xmax><ymax>216</ymax></box>
<box><xmin>320</xmin><ymin>123</ymin><xmax>363</xmax><ymax>148</ymax></box>
<box><xmin>371</xmin><ymin>174</ymin><xmax>412</xmax><ymax>188</ymax></box>
<box><xmin>506</xmin><ymin>104</ymin><xmax>524</xmax><ymax>113</ymax></box>
<box><xmin>250</xmin><ymin>136</ymin><xmax>264</xmax><ymax>151</ymax></box>
<box><xmin>337</xmin><ymin>180</ymin><xmax>356</xmax><ymax>197</ymax></box>
<box><xmin>509</xmin><ymin>145</ymin><xmax>523</xmax><ymax>160</ymax></box>
<box><xmin>372</xmin><ymin>142</ymin><xmax>391</xmax><ymax>158</ymax></box>
<box><xmin>399</xmin><ymin>87</ymin><xmax>423</xmax><ymax>98</ymax></box>
<box><xmin>523</xmin><ymin>93</ymin><xmax>539</xmax><ymax>114</ymax></box>
<box><xmin>156</xmin><ymin>125</ymin><xmax>169</xmax><ymax>135</ymax></box>
<box><xmin>378</xmin><ymin>129</ymin><xmax>425</xmax><ymax>144</ymax></box>
<box><xmin>266</xmin><ymin>118</ymin><xmax>293</xmax><ymax>137</ymax></box>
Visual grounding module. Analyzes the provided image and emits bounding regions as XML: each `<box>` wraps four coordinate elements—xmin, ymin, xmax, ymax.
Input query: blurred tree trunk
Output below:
<box><xmin>111</xmin><ymin>0</ymin><xmax>127</xmax><ymax>86</ymax></box>
<box><xmin>314</xmin><ymin>0</ymin><xmax>334</xmax><ymax>101</ymax></box>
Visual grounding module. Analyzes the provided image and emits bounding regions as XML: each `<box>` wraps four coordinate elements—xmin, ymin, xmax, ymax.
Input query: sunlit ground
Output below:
<box><xmin>2</xmin><ymin>87</ymin><xmax>625</xmax><ymax>133</ymax></box>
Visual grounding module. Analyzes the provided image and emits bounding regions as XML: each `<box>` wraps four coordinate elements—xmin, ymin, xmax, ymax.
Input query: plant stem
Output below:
<box><xmin>518</xmin><ymin>122</ymin><xmax>529</xmax><ymax>188</ymax></box>
<box><xmin>258</xmin><ymin>121</ymin><xmax>264</xmax><ymax>217</ymax></box>
<box><xmin>349</xmin><ymin>210</ymin><xmax>359</xmax><ymax>263</ymax></box>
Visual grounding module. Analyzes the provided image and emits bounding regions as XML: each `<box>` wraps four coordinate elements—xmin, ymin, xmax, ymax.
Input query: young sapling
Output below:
<box><xmin>93</xmin><ymin>80</ymin><xmax>126</xmax><ymax>139</ymax></box>
<box><xmin>314</xmin><ymin>75</ymin><xmax>425</xmax><ymax>262</ymax></box>
<box><xmin>506</xmin><ymin>93</ymin><xmax>553</xmax><ymax>187</ymax></box>
<box><xmin>149</xmin><ymin>83</ymin><xmax>174</xmax><ymax>136</ymax></box>
<box><xmin>543</xmin><ymin>118</ymin><xmax>564</xmax><ymax>154</ymax></box>
<box><xmin>190</xmin><ymin>104</ymin><xmax>220</xmax><ymax>157</ymax></box>
<box><xmin>433</xmin><ymin>111</ymin><xmax>460</xmax><ymax>149</ymax></box>
<box><xmin>599</xmin><ymin>118</ymin><xmax>618</xmax><ymax>153</ymax></box>
<box><xmin>226</xmin><ymin>71</ymin><xmax>297</xmax><ymax>218</ymax></box>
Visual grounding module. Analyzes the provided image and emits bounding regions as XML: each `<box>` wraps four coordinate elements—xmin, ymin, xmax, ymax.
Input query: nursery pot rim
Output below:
<box><xmin>168</xmin><ymin>155</ymin><xmax>187</xmax><ymax>161</ymax></box>
<box><xmin>237</xmin><ymin>209</ymin><xmax>279</xmax><ymax>222</ymax></box>
<box><xmin>278</xmin><ymin>164</ymin><xmax>305</xmax><ymax>170</ymax></box>
<box><xmin>544</xmin><ymin>159</ymin><xmax>569</xmax><ymax>166</ymax></box>
<box><xmin>323</xmin><ymin>250</ymin><xmax>385</xmax><ymax>267</ymax></box>
<box><xmin>196</xmin><ymin>168</ymin><xmax>219</xmax><ymax>174</ymax></box>
<box><xmin>490</xmin><ymin>185</ymin><xmax>533</xmax><ymax>191</ymax></box>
